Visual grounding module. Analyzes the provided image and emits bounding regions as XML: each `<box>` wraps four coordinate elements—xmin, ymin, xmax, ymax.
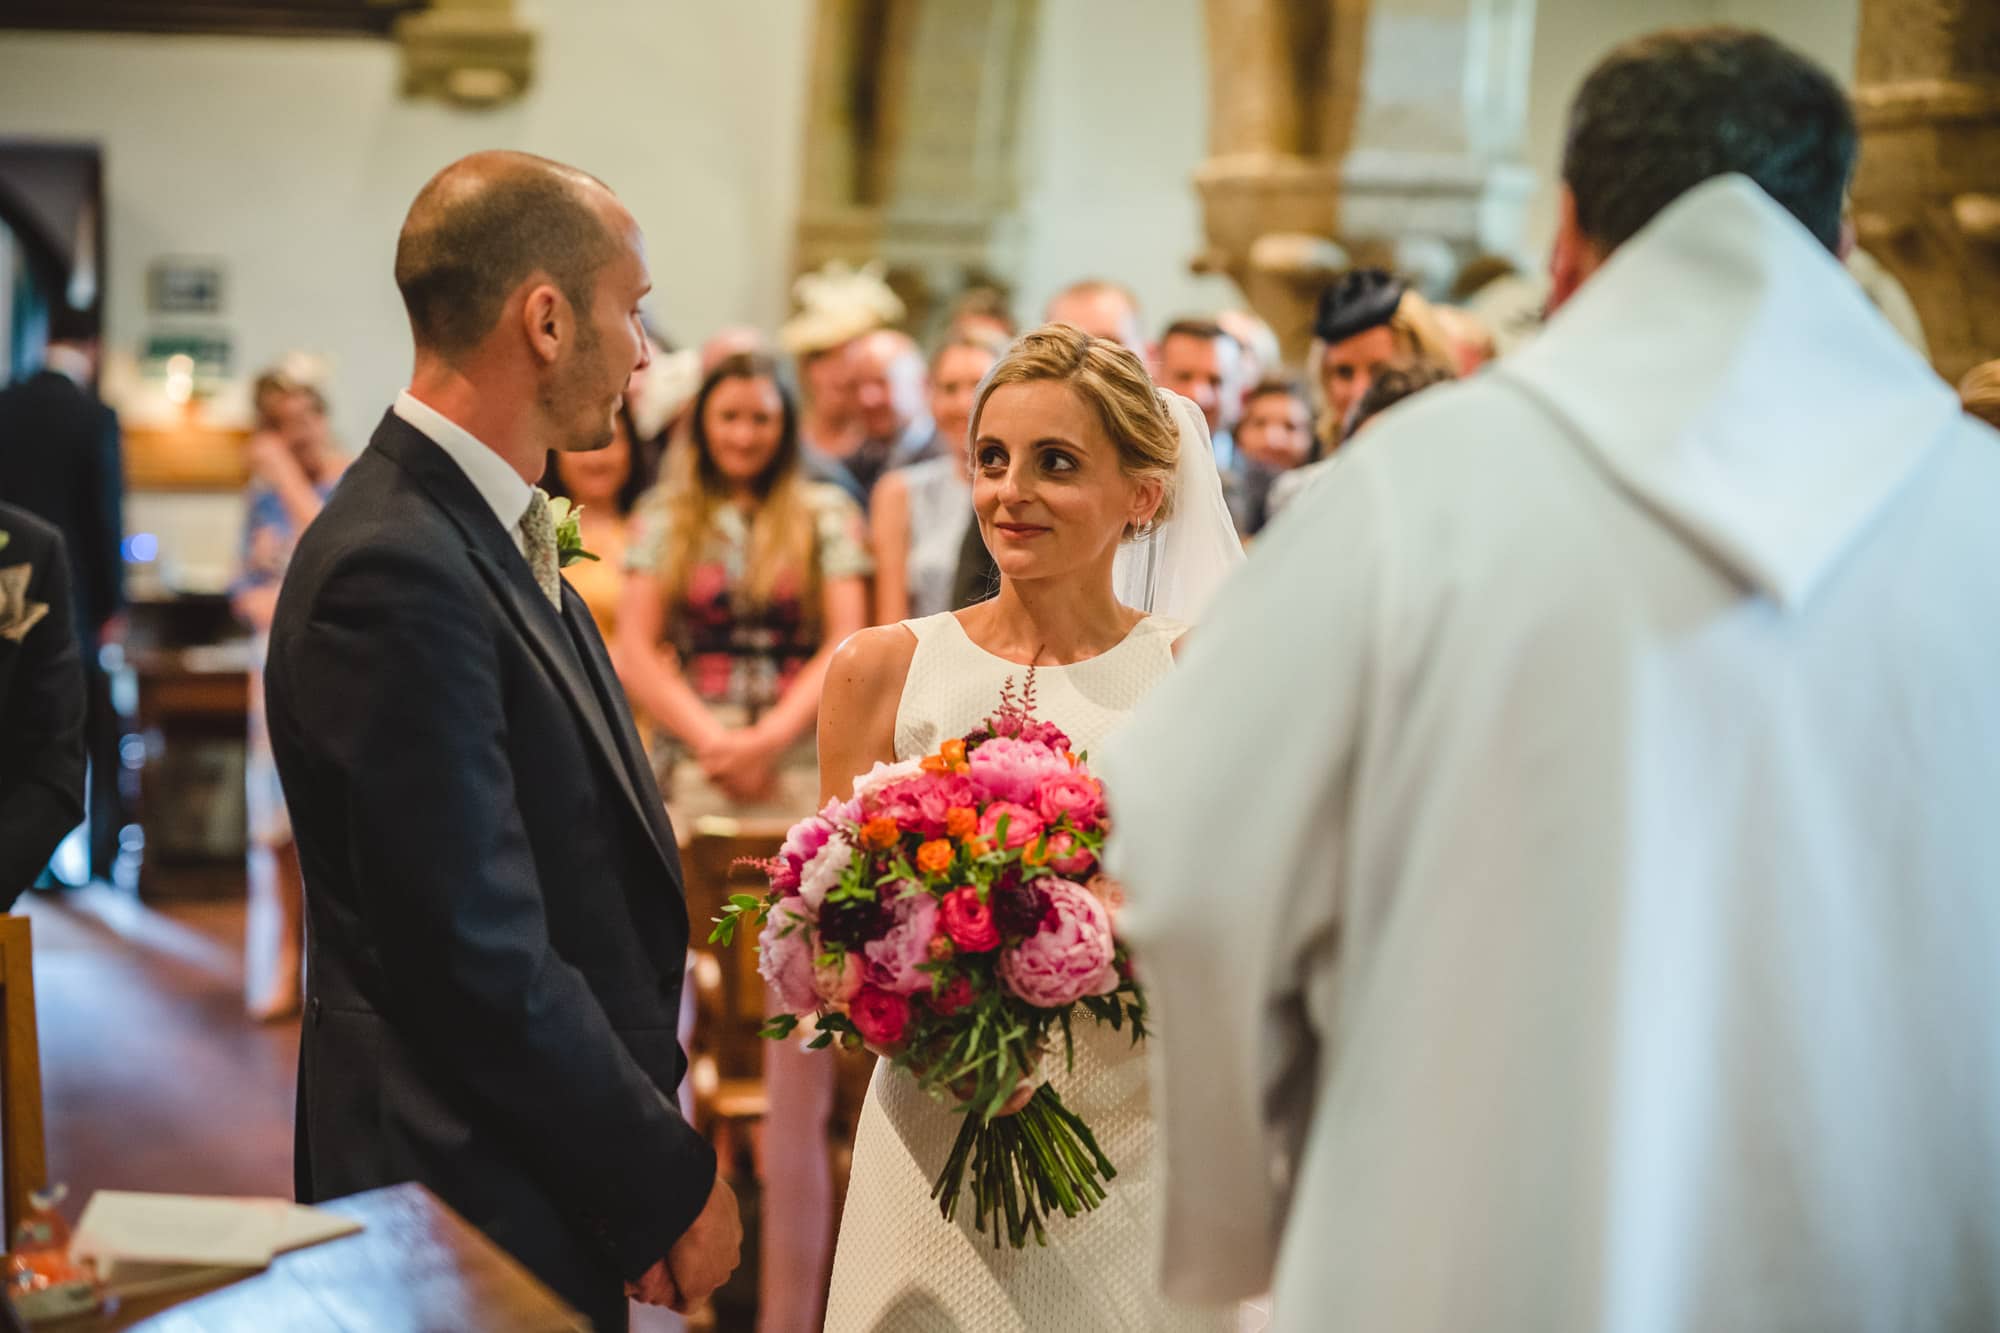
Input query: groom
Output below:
<box><xmin>266</xmin><ymin>152</ymin><xmax>737</xmax><ymax>1328</ymax></box>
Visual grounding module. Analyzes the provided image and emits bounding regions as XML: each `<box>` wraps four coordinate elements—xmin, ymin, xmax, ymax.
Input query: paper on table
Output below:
<box><xmin>70</xmin><ymin>1192</ymin><xmax>363</xmax><ymax>1270</ymax></box>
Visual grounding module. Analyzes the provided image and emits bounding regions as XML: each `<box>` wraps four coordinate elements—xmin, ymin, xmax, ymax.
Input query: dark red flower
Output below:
<box><xmin>929</xmin><ymin>975</ymin><xmax>975</xmax><ymax>1017</ymax></box>
<box><xmin>940</xmin><ymin>887</ymin><xmax>1000</xmax><ymax>953</ymax></box>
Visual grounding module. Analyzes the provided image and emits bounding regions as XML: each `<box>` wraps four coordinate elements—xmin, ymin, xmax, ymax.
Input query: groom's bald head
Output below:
<box><xmin>395</xmin><ymin>150</ymin><xmax>624</xmax><ymax>359</ymax></box>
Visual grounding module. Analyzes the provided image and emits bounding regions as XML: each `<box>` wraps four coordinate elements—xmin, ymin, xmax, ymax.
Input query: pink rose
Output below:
<box><xmin>997</xmin><ymin>879</ymin><xmax>1118</xmax><ymax>1008</ymax></box>
<box><xmin>849</xmin><ymin>985</ymin><xmax>911</xmax><ymax>1048</ymax></box>
<box><xmin>1036</xmin><ymin>771</ymin><xmax>1105</xmax><ymax>830</ymax></box>
<box><xmin>757</xmin><ymin>897</ymin><xmax>819</xmax><ymax>1015</ymax></box>
<box><xmin>1045</xmin><ymin>830</ymin><xmax>1095</xmax><ymax>878</ymax></box>
<box><xmin>861</xmin><ymin>885</ymin><xmax>939</xmax><ymax>994</ymax></box>
<box><xmin>874</xmin><ymin>772</ymin><xmax>979</xmax><ymax>839</ymax></box>
<box><xmin>967</xmin><ymin>737</ymin><xmax>1070</xmax><ymax>806</ymax></box>
<box><xmin>851</xmin><ymin>757</ymin><xmax>924</xmax><ymax>804</ymax></box>
<box><xmin>812</xmin><ymin>950</ymin><xmax>864</xmax><ymax>1007</ymax></box>
<box><xmin>940</xmin><ymin>886</ymin><xmax>1000</xmax><ymax>953</ymax></box>
<box><xmin>978</xmin><ymin>802</ymin><xmax>1044</xmax><ymax>851</ymax></box>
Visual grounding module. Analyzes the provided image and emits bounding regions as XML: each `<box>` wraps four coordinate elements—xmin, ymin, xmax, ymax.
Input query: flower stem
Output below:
<box><xmin>931</xmin><ymin>1084</ymin><xmax>1116</xmax><ymax>1248</ymax></box>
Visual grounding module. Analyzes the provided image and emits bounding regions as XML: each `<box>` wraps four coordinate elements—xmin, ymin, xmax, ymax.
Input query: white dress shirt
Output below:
<box><xmin>393</xmin><ymin>391</ymin><xmax>532</xmax><ymax>557</ymax></box>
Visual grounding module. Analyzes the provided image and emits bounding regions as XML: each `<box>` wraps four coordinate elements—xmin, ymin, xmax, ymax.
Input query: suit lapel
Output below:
<box><xmin>371</xmin><ymin>413</ymin><xmax>682</xmax><ymax>880</ymax></box>
<box><xmin>560</xmin><ymin>588</ymin><xmax>683</xmax><ymax>879</ymax></box>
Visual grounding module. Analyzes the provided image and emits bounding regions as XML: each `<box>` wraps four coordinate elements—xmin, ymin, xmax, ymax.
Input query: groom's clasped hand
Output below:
<box><xmin>627</xmin><ymin>1174</ymin><xmax>744</xmax><ymax>1312</ymax></box>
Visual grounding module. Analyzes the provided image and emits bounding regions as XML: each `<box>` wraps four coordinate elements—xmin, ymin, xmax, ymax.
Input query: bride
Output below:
<box><xmin>815</xmin><ymin>324</ymin><xmax>1242</xmax><ymax>1331</ymax></box>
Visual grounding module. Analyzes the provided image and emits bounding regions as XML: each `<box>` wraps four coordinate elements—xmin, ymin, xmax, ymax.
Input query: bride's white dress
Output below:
<box><xmin>822</xmin><ymin>611</ymin><xmax>1231</xmax><ymax>1333</ymax></box>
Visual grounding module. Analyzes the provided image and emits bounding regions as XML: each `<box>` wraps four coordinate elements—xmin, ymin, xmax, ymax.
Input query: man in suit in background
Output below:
<box><xmin>265</xmin><ymin>152</ymin><xmax>738</xmax><ymax>1329</ymax></box>
<box><xmin>0</xmin><ymin>305</ymin><xmax>126</xmax><ymax>883</ymax></box>
<box><xmin>0</xmin><ymin>503</ymin><xmax>85</xmax><ymax>908</ymax></box>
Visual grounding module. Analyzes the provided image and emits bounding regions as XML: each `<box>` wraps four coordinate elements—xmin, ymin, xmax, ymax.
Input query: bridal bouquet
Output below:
<box><xmin>712</xmin><ymin>676</ymin><xmax>1146</xmax><ymax>1248</ymax></box>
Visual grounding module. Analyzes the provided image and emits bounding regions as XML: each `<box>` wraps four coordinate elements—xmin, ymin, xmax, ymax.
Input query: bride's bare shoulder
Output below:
<box><xmin>825</xmin><ymin>623</ymin><xmax>921</xmax><ymax>707</ymax></box>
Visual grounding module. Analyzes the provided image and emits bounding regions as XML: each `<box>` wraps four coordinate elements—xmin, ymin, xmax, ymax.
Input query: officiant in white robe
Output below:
<box><xmin>1100</xmin><ymin>29</ymin><xmax>2000</xmax><ymax>1333</ymax></box>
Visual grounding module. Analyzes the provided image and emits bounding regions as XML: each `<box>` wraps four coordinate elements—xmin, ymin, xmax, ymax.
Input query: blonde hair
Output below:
<box><xmin>1960</xmin><ymin>359</ymin><xmax>2000</xmax><ymax>432</ymax></box>
<box><xmin>649</xmin><ymin>353</ymin><xmax>819</xmax><ymax>615</ymax></box>
<box><xmin>970</xmin><ymin>323</ymin><xmax>1180</xmax><ymax>534</ymax></box>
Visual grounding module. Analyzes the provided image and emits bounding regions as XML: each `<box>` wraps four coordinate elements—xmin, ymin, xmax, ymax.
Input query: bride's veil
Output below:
<box><xmin>1111</xmin><ymin>388</ymin><xmax>1246</xmax><ymax>623</ymax></box>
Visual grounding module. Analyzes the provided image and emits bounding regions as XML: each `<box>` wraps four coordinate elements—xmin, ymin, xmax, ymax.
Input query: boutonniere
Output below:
<box><xmin>545</xmin><ymin>496</ymin><xmax>598</xmax><ymax>568</ymax></box>
<box><xmin>0</xmin><ymin>554</ymin><xmax>49</xmax><ymax>644</ymax></box>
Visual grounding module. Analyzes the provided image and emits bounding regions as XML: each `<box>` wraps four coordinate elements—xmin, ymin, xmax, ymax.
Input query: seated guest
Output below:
<box><xmin>1157</xmin><ymin>318</ymin><xmax>1243</xmax><ymax>465</ymax></box>
<box><xmin>846</xmin><ymin>328</ymin><xmax>935</xmax><ymax>497</ymax></box>
<box><xmin>0</xmin><ymin>504</ymin><xmax>85</xmax><ymax>909</ymax></box>
<box><xmin>614</xmin><ymin>352</ymin><xmax>869</xmax><ymax>828</ymax></box>
<box><xmin>1961</xmin><ymin>359</ymin><xmax>2000</xmax><ymax>431</ymax></box>
<box><xmin>540</xmin><ymin>400</ymin><xmax>657</xmax><ymax>642</ymax></box>
<box><xmin>1045</xmin><ymin>278</ymin><xmax>1149</xmax><ymax>358</ymax></box>
<box><xmin>868</xmin><ymin>330</ymin><xmax>1005</xmax><ymax>622</ymax></box>
<box><xmin>233</xmin><ymin>363</ymin><xmax>348</xmax><ymax>1022</ymax></box>
<box><xmin>1267</xmin><ymin>361</ymin><xmax>1455</xmax><ymax>520</ymax></box>
<box><xmin>945</xmin><ymin>284</ymin><xmax>1016</xmax><ymax>343</ymax></box>
<box><xmin>1225</xmin><ymin>377</ymin><xmax>1315</xmax><ymax>536</ymax></box>
<box><xmin>1309</xmin><ymin>268</ymin><xmax>1459</xmax><ymax>447</ymax></box>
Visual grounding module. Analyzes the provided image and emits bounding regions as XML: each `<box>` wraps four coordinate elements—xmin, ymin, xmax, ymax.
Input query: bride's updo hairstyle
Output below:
<box><xmin>969</xmin><ymin>323</ymin><xmax>1180</xmax><ymax>538</ymax></box>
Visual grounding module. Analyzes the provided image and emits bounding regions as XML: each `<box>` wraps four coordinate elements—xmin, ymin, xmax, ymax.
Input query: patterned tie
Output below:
<box><xmin>518</xmin><ymin>487</ymin><xmax>563</xmax><ymax>610</ymax></box>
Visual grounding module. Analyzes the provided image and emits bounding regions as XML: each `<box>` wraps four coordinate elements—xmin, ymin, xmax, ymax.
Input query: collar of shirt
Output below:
<box><xmin>43</xmin><ymin>345</ymin><xmax>92</xmax><ymax>389</ymax></box>
<box><xmin>392</xmin><ymin>390</ymin><xmax>534</xmax><ymax>557</ymax></box>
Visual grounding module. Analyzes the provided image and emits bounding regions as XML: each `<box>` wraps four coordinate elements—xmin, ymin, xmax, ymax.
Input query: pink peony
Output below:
<box><xmin>1018</xmin><ymin>719</ymin><xmax>1072</xmax><ymax>752</ymax></box>
<box><xmin>851</xmin><ymin>757</ymin><xmax>924</xmax><ymax>806</ymax></box>
<box><xmin>978</xmin><ymin>802</ymin><xmax>1044</xmax><ymax>851</ymax></box>
<box><xmin>1036</xmin><ymin>771</ymin><xmax>1105</xmax><ymax>830</ymax></box>
<box><xmin>757</xmin><ymin>897</ymin><xmax>819</xmax><ymax>1015</ymax></box>
<box><xmin>849</xmin><ymin>985</ymin><xmax>912</xmax><ymax>1048</ymax></box>
<box><xmin>1045</xmin><ymin>830</ymin><xmax>1096</xmax><ymax>878</ymax></box>
<box><xmin>873</xmin><ymin>772</ymin><xmax>979</xmax><ymax>839</ymax></box>
<box><xmin>940</xmin><ymin>886</ymin><xmax>1001</xmax><ymax>953</ymax></box>
<box><xmin>967</xmin><ymin>737</ymin><xmax>1070</xmax><ymax>806</ymax></box>
<box><xmin>860</xmin><ymin>885</ymin><xmax>939</xmax><ymax>994</ymax></box>
<box><xmin>812</xmin><ymin>950</ymin><xmax>864</xmax><ymax>1007</ymax></box>
<box><xmin>775</xmin><ymin>813</ymin><xmax>837</xmax><ymax>893</ymax></box>
<box><xmin>997</xmin><ymin>879</ymin><xmax>1118</xmax><ymax>1008</ymax></box>
<box><xmin>797</xmin><ymin>831</ymin><xmax>854</xmax><ymax>910</ymax></box>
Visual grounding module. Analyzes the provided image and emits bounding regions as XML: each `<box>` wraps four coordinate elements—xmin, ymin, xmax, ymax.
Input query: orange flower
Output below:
<box><xmin>940</xmin><ymin>737</ymin><xmax>968</xmax><ymax>767</ymax></box>
<box><xmin>920</xmin><ymin>753</ymin><xmax>950</xmax><ymax>775</ymax></box>
<box><xmin>860</xmin><ymin>816</ymin><xmax>902</xmax><ymax>851</ymax></box>
<box><xmin>1022</xmin><ymin>840</ymin><xmax>1050</xmax><ymax>868</ymax></box>
<box><xmin>964</xmin><ymin>837</ymin><xmax>994</xmax><ymax>859</ymax></box>
<box><xmin>1065</xmin><ymin>750</ymin><xmax>1080</xmax><ymax>769</ymax></box>
<box><xmin>945</xmin><ymin>806</ymin><xmax>978</xmax><ymax>841</ymax></box>
<box><xmin>915</xmin><ymin>839</ymin><xmax>955</xmax><ymax>876</ymax></box>
<box><xmin>927</xmin><ymin>934</ymin><xmax>957</xmax><ymax>962</ymax></box>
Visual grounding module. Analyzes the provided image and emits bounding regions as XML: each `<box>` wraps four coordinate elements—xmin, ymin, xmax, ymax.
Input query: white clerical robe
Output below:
<box><xmin>1099</xmin><ymin>176</ymin><xmax>2000</xmax><ymax>1333</ymax></box>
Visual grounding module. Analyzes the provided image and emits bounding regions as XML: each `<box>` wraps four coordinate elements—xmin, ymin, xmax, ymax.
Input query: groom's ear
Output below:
<box><xmin>520</xmin><ymin>279</ymin><xmax>568</xmax><ymax>367</ymax></box>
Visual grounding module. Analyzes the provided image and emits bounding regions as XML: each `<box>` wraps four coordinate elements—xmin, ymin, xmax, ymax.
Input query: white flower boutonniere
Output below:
<box><xmin>545</xmin><ymin>496</ymin><xmax>598</xmax><ymax>569</ymax></box>
<box><xmin>0</xmin><ymin>546</ymin><xmax>50</xmax><ymax>643</ymax></box>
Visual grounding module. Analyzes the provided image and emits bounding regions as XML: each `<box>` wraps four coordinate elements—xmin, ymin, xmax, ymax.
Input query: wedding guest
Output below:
<box><xmin>1266</xmin><ymin>361</ymin><xmax>1454</xmax><ymax>519</ymax></box>
<box><xmin>1309</xmin><ymin>268</ymin><xmax>1459</xmax><ymax>447</ymax></box>
<box><xmin>1225</xmin><ymin>377</ymin><xmax>1315</xmax><ymax>535</ymax></box>
<box><xmin>945</xmin><ymin>284</ymin><xmax>1015</xmax><ymax>343</ymax></box>
<box><xmin>1218</xmin><ymin>308</ymin><xmax>1281</xmax><ymax>419</ymax></box>
<box><xmin>0</xmin><ymin>305</ymin><xmax>125</xmax><ymax>884</ymax></box>
<box><xmin>869</xmin><ymin>330</ymin><xmax>1005</xmax><ymax>623</ymax></box>
<box><xmin>1961</xmin><ymin>358</ymin><xmax>2000</xmax><ymax>430</ymax></box>
<box><xmin>782</xmin><ymin>262</ymin><xmax>904</xmax><ymax>508</ymax></box>
<box><xmin>846</xmin><ymin>328</ymin><xmax>935</xmax><ymax>496</ymax></box>
<box><xmin>1157</xmin><ymin>318</ymin><xmax>1243</xmax><ymax>465</ymax></box>
<box><xmin>232</xmin><ymin>363</ymin><xmax>348</xmax><ymax>1022</ymax></box>
<box><xmin>1108</xmin><ymin>29</ymin><xmax>2000</xmax><ymax>1330</ymax></box>
<box><xmin>615</xmin><ymin>352</ymin><xmax>869</xmax><ymax>829</ymax></box>
<box><xmin>0</xmin><ymin>505</ymin><xmax>85</xmax><ymax>908</ymax></box>
<box><xmin>540</xmin><ymin>401</ymin><xmax>657</xmax><ymax>641</ymax></box>
<box><xmin>1045</xmin><ymin>278</ymin><xmax>1148</xmax><ymax>358</ymax></box>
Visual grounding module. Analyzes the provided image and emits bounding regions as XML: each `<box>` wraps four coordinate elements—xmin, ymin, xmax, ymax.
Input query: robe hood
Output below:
<box><xmin>1496</xmin><ymin>175</ymin><xmax>1962</xmax><ymax>610</ymax></box>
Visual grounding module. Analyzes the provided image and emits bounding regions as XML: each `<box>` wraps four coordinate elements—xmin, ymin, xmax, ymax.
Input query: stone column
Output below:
<box><xmin>1192</xmin><ymin>0</ymin><xmax>1537</xmax><ymax>363</ymax></box>
<box><xmin>1849</xmin><ymin>0</ymin><xmax>2000</xmax><ymax>383</ymax></box>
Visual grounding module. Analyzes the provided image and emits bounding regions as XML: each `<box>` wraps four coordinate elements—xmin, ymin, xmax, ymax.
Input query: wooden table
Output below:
<box><xmin>58</xmin><ymin>1183</ymin><xmax>587</xmax><ymax>1332</ymax></box>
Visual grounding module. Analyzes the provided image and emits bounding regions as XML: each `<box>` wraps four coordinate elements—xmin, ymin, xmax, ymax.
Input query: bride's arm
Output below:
<box><xmin>816</xmin><ymin>624</ymin><xmax>917</xmax><ymax>805</ymax></box>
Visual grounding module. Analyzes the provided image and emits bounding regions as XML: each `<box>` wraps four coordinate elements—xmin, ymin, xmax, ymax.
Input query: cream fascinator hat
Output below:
<box><xmin>779</xmin><ymin>260</ymin><xmax>905</xmax><ymax>357</ymax></box>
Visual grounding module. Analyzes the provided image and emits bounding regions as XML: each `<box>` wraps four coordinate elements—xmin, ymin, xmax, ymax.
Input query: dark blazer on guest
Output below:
<box><xmin>264</xmin><ymin>412</ymin><xmax>714</xmax><ymax>1331</ymax></box>
<box><xmin>0</xmin><ymin>370</ymin><xmax>124</xmax><ymax>641</ymax></box>
<box><xmin>0</xmin><ymin>503</ymin><xmax>85</xmax><ymax>906</ymax></box>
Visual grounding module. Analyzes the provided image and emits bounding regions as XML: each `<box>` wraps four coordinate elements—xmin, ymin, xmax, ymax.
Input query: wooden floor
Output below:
<box><xmin>26</xmin><ymin>886</ymin><xmax>299</xmax><ymax>1207</ymax></box>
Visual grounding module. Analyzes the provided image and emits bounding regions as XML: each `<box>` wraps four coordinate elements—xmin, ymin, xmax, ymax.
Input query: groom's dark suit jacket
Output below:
<box><xmin>265</xmin><ymin>411</ymin><xmax>713</xmax><ymax>1330</ymax></box>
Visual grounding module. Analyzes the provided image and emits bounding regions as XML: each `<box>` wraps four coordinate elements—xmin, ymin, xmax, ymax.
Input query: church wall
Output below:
<box><xmin>0</xmin><ymin>1</ymin><xmax>817</xmax><ymax>440</ymax></box>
